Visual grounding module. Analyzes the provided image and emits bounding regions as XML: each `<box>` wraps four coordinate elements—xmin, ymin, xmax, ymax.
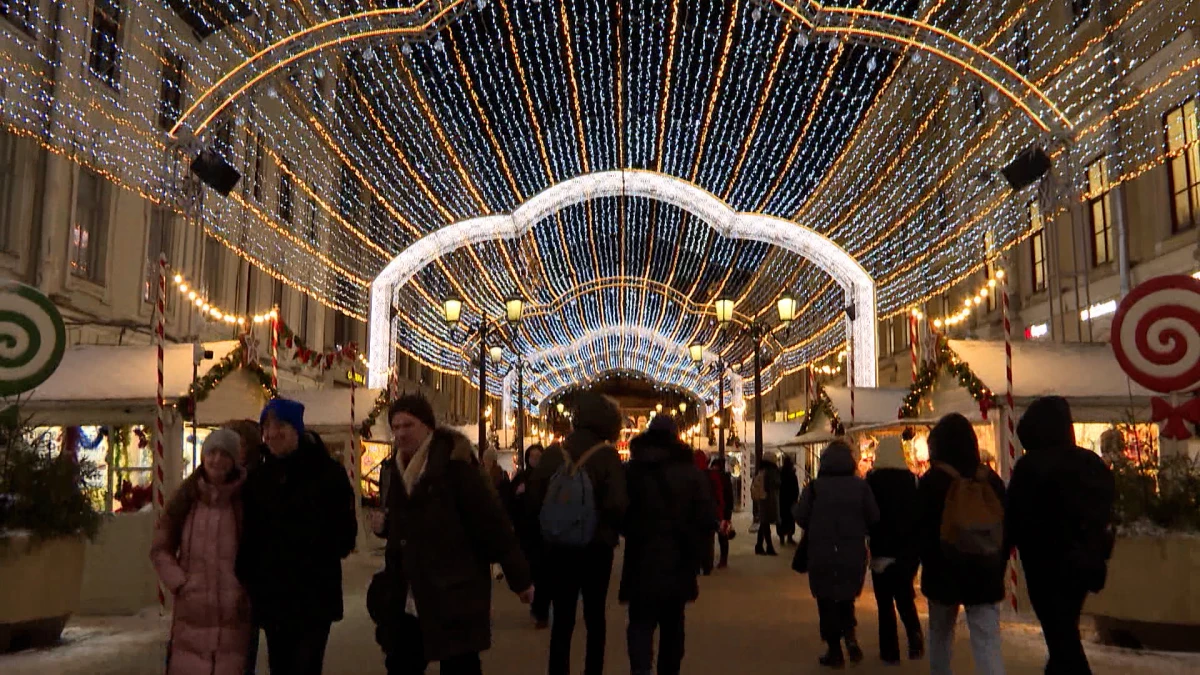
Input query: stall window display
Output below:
<box><xmin>31</xmin><ymin>425</ymin><xmax>155</xmax><ymax>512</ymax></box>
<box><xmin>1077</xmin><ymin>421</ymin><xmax>1158</xmax><ymax>462</ymax></box>
<box><xmin>360</xmin><ymin>439</ymin><xmax>391</xmax><ymax>505</ymax></box>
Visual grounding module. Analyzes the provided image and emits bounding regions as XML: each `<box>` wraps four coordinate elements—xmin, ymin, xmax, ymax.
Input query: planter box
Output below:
<box><xmin>1083</xmin><ymin>534</ymin><xmax>1200</xmax><ymax>652</ymax></box>
<box><xmin>0</xmin><ymin>533</ymin><xmax>86</xmax><ymax>652</ymax></box>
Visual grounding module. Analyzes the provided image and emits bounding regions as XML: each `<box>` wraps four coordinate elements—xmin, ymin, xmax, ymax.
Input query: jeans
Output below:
<box><xmin>756</xmin><ymin>523</ymin><xmax>776</xmax><ymax>552</ymax></box>
<box><xmin>263</xmin><ymin>621</ymin><xmax>331</xmax><ymax>675</ymax></box>
<box><xmin>816</xmin><ymin>598</ymin><xmax>857</xmax><ymax>645</ymax></box>
<box><xmin>382</xmin><ymin>614</ymin><xmax>482</xmax><ymax>675</ymax></box>
<box><xmin>1026</xmin><ymin>571</ymin><xmax>1091</xmax><ymax>674</ymax></box>
<box><xmin>872</xmin><ymin>565</ymin><xmax>923</xmax><ymax>660</ymax></box>
<box><xmin>547</xmin><ymin>543</ymin><xmax>615</xmax><ymax>675</ymax></box>
<box><xmin>627</xmin><ymin>599</ymin><xmax>686</xmax><ymax>675</ymax></box>
<box><xmin>928</xmin><ymin>602</ymin><xmax>1005</xmax><ymax>675</ymax></box>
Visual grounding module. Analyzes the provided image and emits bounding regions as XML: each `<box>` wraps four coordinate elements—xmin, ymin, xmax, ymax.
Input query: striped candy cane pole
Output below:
<box><xmin>910</xmin><ymin>310</ymin><xmax>919</xmax><ymax>383</ymax></box>
<box><xmin>348</xmin><ymin>349</ymin><xmax>358</xmax><ymax>483</ymax></box>
<box><xmin>154</xmin><ymin>254</ymin><xmax>167</xmax><ymax>611</ymax></box>
<box><xmin>270</xmin><ymin>310</ymin><xmax>279</xmax><ymax>391</ymax></box>
<box><xmin>1001</xmin><ymin>269</ymin><xmax>1019</xmax><ymax>613</ymax></box>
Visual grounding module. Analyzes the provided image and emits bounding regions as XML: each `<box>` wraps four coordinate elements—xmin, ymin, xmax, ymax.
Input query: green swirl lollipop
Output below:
<box><xmin>0</xmin><ymin>282</ymin><xmax>67</xmax><ymax>398</ymax></box>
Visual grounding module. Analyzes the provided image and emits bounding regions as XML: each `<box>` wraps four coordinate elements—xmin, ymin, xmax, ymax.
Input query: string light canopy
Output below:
<box><xmin>7</xmin><ymin>0</ymin><xmax>1196</xmax><ymax>413</ymax></box>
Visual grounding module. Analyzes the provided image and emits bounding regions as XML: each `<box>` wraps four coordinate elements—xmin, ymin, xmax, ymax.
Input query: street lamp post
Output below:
<box><xmin>691</xmin><ymin>342</ymin><xmax>728</xmax><ymax>463</ymax></box>
<box><xmin>444</xmin><ymin>295</ymin><xmax>524</xmax><ymax>456</ymax></box>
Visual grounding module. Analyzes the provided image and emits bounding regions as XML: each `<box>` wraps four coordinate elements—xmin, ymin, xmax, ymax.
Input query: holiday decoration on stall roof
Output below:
<box><xmin>185</xmin><ymin>338</ymin><xmax>279</xmax><ymax>404</ymax></box>
<box><xmin>1111</xmin><ymin>274</ymin><xmax>1200</xmax><ymax>440</ymax></box>
<box><xmin>798</xmin><ymin>385</ymin><xmax>840</xmax><ymax>435</ymax></box>
<box><xmin>898</xmin><ymin>339</ymin><xmax>997</xmax><ymax>420</ymax></box>
<box><xmin>358</xmin><ymin>389</ymin><xmax>392</xmax><ymax>440</ymax></box>
<box><xmin>0</xmin><ymin>281</ymin><xmax>67</xmax><ymax>397</ymax></box>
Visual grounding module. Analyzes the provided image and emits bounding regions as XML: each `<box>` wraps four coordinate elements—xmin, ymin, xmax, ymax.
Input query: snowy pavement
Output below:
<box><xmin>5</xmin><ymin>516</ymin><xmax>1199</xmax><ymax>674</ymax></box>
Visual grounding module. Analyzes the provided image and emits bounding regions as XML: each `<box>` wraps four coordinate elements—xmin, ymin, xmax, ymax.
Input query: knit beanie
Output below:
<box><xmin>260</xmin><ymin>398</ymin><xmax>306</xmax><ymax>437</ymax></box>
<box><xmin>387</xmin><ymin>394</ymin><xmax>438</xmax><ymax>431</ymax></box>
<box><xmin>202</xmin><ymin>428</ymin><xmax>241</xmax><ymax>462</ymax></box>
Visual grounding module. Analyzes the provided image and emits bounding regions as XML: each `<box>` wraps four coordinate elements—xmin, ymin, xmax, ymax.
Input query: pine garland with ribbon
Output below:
<box><xmin>276</xmin><ymin>320</ymin><xmax>359</xmax><ymax>372</ymax></box>
<box><xmin>186</xmin><ymin>341</ymin><xmax>278</xmax><ymax>405</ymax></box>
<box><xmin>798</xmin><ymin>384</ymin><xmax>840</xmax><ymax>434</ymax></box>
<box><xmin>899</xmin><ymin>339</ymin><xmax>997</xmax><ymax>420</ymax></box>
<box><xmin>358</xmin><ymin>390</ymin><xmax>391</xmax><ymax>440</ymax></box>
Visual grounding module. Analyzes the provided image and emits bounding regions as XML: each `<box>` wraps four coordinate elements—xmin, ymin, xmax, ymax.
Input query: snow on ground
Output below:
<box><xmin>1001</xmin><ymin>619</ymin><xmax>1200</xmax><ymax>674</ymax></box>
<box><xmin>0</xmin><ymin>609</ymin><xmax>168</xmax><ymax>675</ymax></box>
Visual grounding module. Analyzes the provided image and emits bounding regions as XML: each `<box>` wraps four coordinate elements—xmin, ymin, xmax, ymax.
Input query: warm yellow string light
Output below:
<box><xmin>932</xmin><ymin>269</ymin><xmax>1005</xmax><ymax>329</ymax></box>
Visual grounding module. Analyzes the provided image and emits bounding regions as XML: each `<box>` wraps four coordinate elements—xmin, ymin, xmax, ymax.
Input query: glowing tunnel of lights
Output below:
<box><xmin>500</xmin><ymin>324</ymin><xmax>746</xmax><ymax>420</ymax></box>
<box><xmin>369</xmin><ymin>170</ymin><xmax>878</xmax><ymax>391</ymax></box>
<box><xmin>171</xmin><ymin>1</ymin><xmax>1072</xmax><ymax>141</ymax></box>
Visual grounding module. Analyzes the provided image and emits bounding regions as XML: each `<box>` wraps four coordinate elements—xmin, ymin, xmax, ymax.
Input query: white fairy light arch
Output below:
<box><xmin>369</xmin><ymin>170</ymin><xmax>877</xmax><ymax>390</ymax></box>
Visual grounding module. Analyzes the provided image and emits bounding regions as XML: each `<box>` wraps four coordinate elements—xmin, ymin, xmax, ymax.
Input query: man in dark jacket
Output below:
<box><xmin>369</xmin><ymin>394</ymin><xmax>533</xmax><ymax>675</ymax></box>
<box><xmin>620</xmin><ymin>415</ymin><xmax>716</xmax><ymax>675</ymax></box>
<box><xmin>1010</xmin><ymin>396</ymin><xmax>1115</xmax><ymax>675</ymax></box>
<box><xmin>712</xmin><ymin>457</ymin><xmax>735</xmax><ymax>568</ymax></box>
<box><xmin>916</xmin><ymin>413</ymin><xmax>1007</xmax><ymax>674</ymax></box>
<box><xmin>528</xmin><ymin>391</ymin><xmax>628</xmax><ymax>675</ymax></box>
<box><xmin>237</xmin><ymin>399</ymin><xmax>357</xmax><ymax>675</ymax></box>
<box><xmin>753</xmin><ymin>454</ymin><xmax>781</xmax><ymax>556</ymax></box>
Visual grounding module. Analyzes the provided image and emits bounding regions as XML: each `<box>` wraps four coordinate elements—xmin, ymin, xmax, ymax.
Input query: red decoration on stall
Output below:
<box><xmin>1111</xmin><ymin>275</ymin><xmax>1200</xmax><ymax>395</ymax></box>
<box><xmin>1151</xmin><ymin>397</ymin><xmax>1200</xmax><ymax>441</ymax></box>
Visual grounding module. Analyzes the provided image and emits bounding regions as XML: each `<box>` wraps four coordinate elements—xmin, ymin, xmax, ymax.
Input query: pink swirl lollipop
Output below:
<box><xmin>1111</xmin><ymin>274</ymin><xmax>1200</xmax><ymax>394</ymax></box>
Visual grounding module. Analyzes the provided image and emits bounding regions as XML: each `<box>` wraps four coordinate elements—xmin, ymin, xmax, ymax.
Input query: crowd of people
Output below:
<box><xmin>149</xmin><ymin>391</ymin><xmax>1115</xmax><ymax>675</ymax></box>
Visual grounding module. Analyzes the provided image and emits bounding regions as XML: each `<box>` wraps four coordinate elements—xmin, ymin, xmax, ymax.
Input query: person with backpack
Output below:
<box><xmin>529</xmin><ymin>391</ymin><xmax>628</xmax><ymax>675</ymax></box>
<box><xmin>1010</xmin><ymin>397</ymin><xmax>1115</xmax><ymax>675</ymax></box>
<box><xmin>866</xmin><ymin>436</ymin><xmax>924</xmax><ymax>665</ymax></box>
<box><xmin>752</xmin><ymin>453</ymin><xmax>781</xmax><ymax>556</ymax></box>
<box><xmin>368</xmin><ymin>394</ymin><xmax>533</xmax><ymax>675</ymax></box>
<box><xmin>916</xmin><ymin>413</ymin><xmax>1008</xmax><ymax>675</ymax></box>
<box><xmin>795</xmin><ymin>441</ymin><xmax>880</xmax><ymax>669</ymax></box>
<box><xmin>621</xmin><ymin>415</ymin><xmax>717</xmax><ymax>675</ymax></box>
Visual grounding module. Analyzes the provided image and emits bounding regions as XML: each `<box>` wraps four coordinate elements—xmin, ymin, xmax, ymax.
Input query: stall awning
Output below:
<box><xmin>740</xmin><ymin>421</ymin><xmax>806</xmax><ymax>447</ymax></box>
<box><xmin>824</xmin><ymin>387</ymin><xmax>909</xmax><ymax>426</ymax></box>
<box><xmin>947</xmin><ymin>340</ymin><xmax>1156</xmax><ymax>402</ymax></box>
<box><xmin>282</xmin><ymin>387</ymin><xmax>384</xmax><ymax>429</ymax></box>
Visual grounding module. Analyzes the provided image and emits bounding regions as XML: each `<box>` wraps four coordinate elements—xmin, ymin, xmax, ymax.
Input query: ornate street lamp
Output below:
<box><xmin>505</xmin><ymin>296</ymin><xmax>525</xmax><ymax>323</ymax></box>
<box><xmin>689</xmin><ymin>342</ymin><xmax>704</xmax><ymax>364</ymax></box>
<box><xmin>715</xmin><ymin>297</ymin><xmax>736</xmax><ymax>326</ymax></box>
<box><xmin>442</xmin><ymin>295</ymin><xmax>463</xmax><ymax>325</ymax></box>
<box><xmin>777</xmin><ymin>293</ymin><xmax>798</xmax><ymax>325</ymax></box>
<box><xmin>489</xmin><ymin>345</ymin><xmax>503</xmax><ymax>363</ymax></box>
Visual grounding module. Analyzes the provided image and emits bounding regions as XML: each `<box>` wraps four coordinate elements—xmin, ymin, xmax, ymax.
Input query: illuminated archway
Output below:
<box><xmin>368</xmin><ymin>170</ymin><xmax>878</xmax><ymax>390</ymax></box>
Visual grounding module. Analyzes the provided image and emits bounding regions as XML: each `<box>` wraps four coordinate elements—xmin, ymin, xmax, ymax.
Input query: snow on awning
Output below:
<box><xmin>740</xmin><ymin>421</ymin><xmax>806</xmax><ymax>447</ymax></box>
<box><xmin>947</xmin><ymin>340</ymin><xmax>1156</xmax><ymax>402</ymax></box>
<box><xmin>824</xmin><ymin>387</ymin><xmax>909</xmax><ymax>425</ymax></box>
<box><xmin>282</xmin><ymin>387</ymin><xmax>384</xmax><ymax>429</ymax></box>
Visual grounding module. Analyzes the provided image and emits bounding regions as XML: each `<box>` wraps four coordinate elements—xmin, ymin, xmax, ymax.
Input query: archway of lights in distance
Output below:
<box><xmin>9</xmin><ymin>0</ymin><xmax>1195</xmax><ymax>413</ymax></box>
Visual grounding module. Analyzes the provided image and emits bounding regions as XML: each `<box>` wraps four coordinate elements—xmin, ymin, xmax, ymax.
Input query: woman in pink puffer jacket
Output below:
<box><xmin>151</xmin><ymin>429</ymin><xmax>253</xmax><ymax>675</ymax></box>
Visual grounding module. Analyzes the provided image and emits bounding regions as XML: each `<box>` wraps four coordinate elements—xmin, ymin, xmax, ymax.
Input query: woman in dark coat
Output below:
<box><xmin>917</xmin><ymin>413</ymin><xmax>1007</xmax><ymax>675</ymax></box>
<box><xmin>796</xmin><ymin>441</ymin><xmax>880</xmax><ymax>668</ymax></box>
<box><xmin>777</xmin><ymin>455</ymin><xmax>800</xmax><ymax>545</ymax></box>
<box><xmin>866</xmin><ymin>436</ymin><xmax>924</xmax><ymax>664</ymax></box>
<box><xmin>509</xmin><ymin>445</ymin><xmax>550</xmax><ymax>627</ymax></box>
<box><xmin>753</xmin><ymin>455</ymin><xmax>782</xmax><ymax>556</ymax></box>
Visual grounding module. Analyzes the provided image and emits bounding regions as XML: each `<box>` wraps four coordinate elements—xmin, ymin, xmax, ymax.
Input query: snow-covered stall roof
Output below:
<box><xmin>282</xmin><ymin>387</ymin><xmax>384</xmax><ymax>430</ymax></box>
<box><xmin>739</xmin><ymin>421</ymin><xmax>805</xmax><ymax>448</ymax></box>
<box><xmin>947</xmin><ymin>340</ymin><xmax>1156</xmax><ymax>402</ymax></box>
<box><xmin>824</xmin><ymin>387</ymin><xmax>909</xmax><ymax>426</ymax></box>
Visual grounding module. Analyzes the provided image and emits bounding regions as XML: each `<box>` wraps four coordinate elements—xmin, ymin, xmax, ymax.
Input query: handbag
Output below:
<box><xmin>791</xmin><ymin>483</ymin><xmax>816</xmax><ymax>574</ymax></box>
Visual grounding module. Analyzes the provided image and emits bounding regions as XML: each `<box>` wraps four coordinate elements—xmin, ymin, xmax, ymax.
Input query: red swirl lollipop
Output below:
<box><xmin>1110</xmin><ymin>274</ymin><xmax>1200</xmax><ymax>394</ymax></box>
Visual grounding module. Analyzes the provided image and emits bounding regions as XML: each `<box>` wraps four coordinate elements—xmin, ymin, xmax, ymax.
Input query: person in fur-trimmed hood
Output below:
<box><xmin>368</xmin><ymin>394</ymin><xmax>533</xmax><ymax>675</ymax></box>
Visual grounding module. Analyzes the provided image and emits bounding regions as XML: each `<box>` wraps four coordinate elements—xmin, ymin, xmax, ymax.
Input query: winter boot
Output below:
<box><xmin>818</xmin><ymin>641</ymin><xmax>846</xmax><ymax>669</ymax></box>
<box><xmin>844</xmin><ymin>632</ymin><xmax>864</xmax><ymax>664</ymax></box>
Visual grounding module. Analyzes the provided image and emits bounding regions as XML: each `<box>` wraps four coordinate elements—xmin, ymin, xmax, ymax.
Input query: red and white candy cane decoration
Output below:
<box><xmin>1000</xmin><ymin>269</ymin><xmax>1020</xmax><ymax>613</ymax></box>
<box><xmin>347</xmin><ymin>348</ymin><xmax>358</xmax><ymax>483</ymax></box>
<box><xmin>909</xmin><ymin>310</ymin><xmax>919</xmax><ymax>383</ymax></box>
<box><xmin>153</xmin><ymin>254</ymin><xmax>168</xmax><ymax>611</ymax></box>
<box><xmin>270</xmin><ymin>310</ymin><xmax>279</xmax><ymax>390</ymax></box>
<box><xmin>1111</xmin><ymin>274</ymin><xmax>1200</xmax><ymax>395</ymax></box>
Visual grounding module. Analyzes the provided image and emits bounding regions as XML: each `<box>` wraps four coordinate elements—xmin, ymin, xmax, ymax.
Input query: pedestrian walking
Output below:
<box><xmin>510</xmin><ymin>444</ymin><xmax>551</xmax><ymax>628</ymax></box>
<box><xmin>221</xmin><ymin>419</ymin><xmax>266</xmax><ymax>675</ymax></box>
<box><xmin>693</xmin><ymin>449</ymin><xmax>721</xmax><ymax>575</ymax></box>
<box><xmin>916</xmin><ymin>413</ymin><xmax>1008</xmax><ymax>675</ymax></box>
<box><xmin>778</xmin><ymin>454</ymin><xmax>800</xmax><ymax>546</ymax></box>
<box><xmin>712</xmin><ymin>457</ymin><xmax>735</xmax><ymax>569</ymax></box>
<box><xmin>621</xmin><ymin>415</ymin><xmax>717</xmax><ymax>675</ymax></box>
<box><xmin>528</xmin><ymin>391</ymin><xmax>628</xmax><ymax>675</ymax></box>
<box><xmin>752</xmin><ymin>453</ymin><xmax>781</xmax><ymax>556</ymax></box>
<box><xmin>1010</xmin><ymin>396</ymin><xmax>1116</xmax><ymax>675</ymax></box>
<box><xmin>236</xmin><ymin>399</ymin><xmax>357</xmax><ymax>675</ymax></box>
<box><xmin>866</xmin><ymin>436</ymin><xmax>924</xmax><ymax>665</ymax></box>
<box><xmin>151</xmin><ymin>429</ymin><xmax>252</xmax><ymax>675</ymax></box>
<box><xmin>795</xmin><ymin>441</ymin><xmax>879</xmax><ymax>668</ymax></box>
<box><xmin>368</xmin><ymin>394</ymin><xmax>533</xmax><ymax>675</ymax></box>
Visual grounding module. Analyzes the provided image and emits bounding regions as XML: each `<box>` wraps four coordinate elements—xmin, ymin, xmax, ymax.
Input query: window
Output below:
<box><xmin>143</xmin><ymin>207</ymin><xmax>174</xmax><ymax>303</ymax></box>
<box><xmin>970</xmin><ymin>85</ymin><xmax>985</xmax><ymax>126</ymax></box>
<box><xmin>89</xmin><ymin>0</ymin><xmax>123</xmax><ymax>89</ymax></box>
<box><xmin>250</xmin><ymin>134</ymin><xmax>265</xmax><ymax>202</ymax></box>
<box><xmin>157</xmin><ymin>50</ymin><xmax>185</xmax><ymax>131</ymax></box>
<box><xmin>368</xmin><ymin>199</ymin><xmax>386</xmax><ymax>244</ymax></box>
<box><xmin>299</xmin><ymin>293</ymin><xmax>310</xmax><ymax>338</ymax></box>
<box><xmin>305</xmin><ymin>196</ymin><xmax>319</xmax><ymax>246</ymax></box>
<box><xmin>202</xmin><ymin>235</ymin><xmax>223</xmax><ymax>300</ymax></box>
<box><xmin>1029</xmin><ymin>202</ymin><xmax>1047</xmax><ymax>293</ymax></box>
<box><xmin>69</xmin><ymin>169</ymin><xmax>109</xmax><ymax>283</ymax></box>
<box><xmin>244</xmin><ymin>263</ymin><xmax>260</xmax><ymax>315</ymax></box>
<box><xmin>338</xmin><ymin>165</ymin><xmax>359</xmax><ymax>223</ymax></box>
<box><xmin>900</xmin><ymin>315</ymin><xmax>911</xmax><ymax>348</ymax></box>
<box><xmin>279</xmin><ymin>159</ymin><xmax>294</xmax><ymax>226</ymax></box>
<box><xmin>1</xmin><ymin>0</ymin><xmax>35</xmax><ymax>34</ymax></box>
<box><xmin>213</xmin><ymin>118</ymin><xmax>235</xmax><ymax>161</ymax></box>
<box><xmin>1013</xmin><ymin>22</ymin><xmax>1032</xmax><ymax>77</ymax></box>
<box><xmin>1086</xmin><ymin>157</ymin><xmax>1115</xmax><ymax>266</ymax></box>
<box><xmin>1071</xmin><ymin>0</ymin><xmax>1092</xmax><ymax>26</ymax></box>
<box><xmin>1166</xmin><ymin>100</ymin><xmax>1200</xmax><ymax>232</ymax></box>
<box><xmin>272</xmin><ymin>278</ymin><xmax>284</xmax><ymax>314</ymax></box>
<box><xmin>0</xmin><ymin>128</ymin><xmax>16</xmax><ymax>252</ymax></box>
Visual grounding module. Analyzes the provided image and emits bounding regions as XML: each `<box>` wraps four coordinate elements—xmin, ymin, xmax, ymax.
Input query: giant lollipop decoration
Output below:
<box><xmin>1111</xmin><ymin>274</ymin><xmax>1200</xmax><ymax>440</ymax></box>
<box><xmin>0</xmin><ymin>281</ymin><xmax>67</xmax><ymax>398</ymax></box>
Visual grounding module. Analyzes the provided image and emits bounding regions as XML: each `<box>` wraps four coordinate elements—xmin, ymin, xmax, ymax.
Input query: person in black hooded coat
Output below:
<box><xmin>777</xmin><ymin>455</ymin><xmax>800</xmax><ymax>545</ymax></box>
<box><xmin>916</xmin><ymin>413</ymin><xmax>1007</xmax><ymax>675</ymax></box>
<box><xmin>1009</xmin><ymin>396</ymin><xmax>1115</xmax><ymax>675</ymax></box>
<box><xmin>620</xmin><ymin>415</ymin><xmax>716</xmax><ymax>675</ymax></box>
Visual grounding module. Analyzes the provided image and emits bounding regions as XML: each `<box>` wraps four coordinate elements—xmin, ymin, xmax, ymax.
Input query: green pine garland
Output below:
<box><xmin>898</xmin><ymin>340</ymin><xmax>996</xmax><ymax>419</ymax></box>
<box><xmin>358</xmin><ymin>390</ymin><xmax>391</xmax><ymax>439</ymax></box>
<box><xmin>185</xmin><ymin>343</ymin><xmax>278</xmax><ymax>405</ymax></box>
<box><xmin>798</xmin><ymin>385</ymin><xmax>840</xmax><ymax>434</ymax></box>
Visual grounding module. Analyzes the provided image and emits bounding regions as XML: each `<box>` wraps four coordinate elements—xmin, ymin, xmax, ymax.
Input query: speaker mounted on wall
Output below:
<box><xmin>190</xmin><ymin>150</ymin><xmax>241</xmax><ymax>196</ymax></box>
<box><xmin>1000</xmin><ymin>146</ymin><xmax>1052</xmax><ymax>191</ymax></box>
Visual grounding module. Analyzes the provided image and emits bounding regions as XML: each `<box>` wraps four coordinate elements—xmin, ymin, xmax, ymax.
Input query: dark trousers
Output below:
<box><xmin>382</xmin><ymin>614</ymin><xmax>482</xmax><ymax>675</ymax></box>
<box><xmin>872</xmin><ymin>565</ymin><xmax>923</xmax><ymax>660</ymax></box>
<box><xmin>246</xmin><ymin>623</ymin><xmax>260</xmax><ymax>675</ymax></box>
<box><xmin>717</xmin><ymin>532</ymin><xmax>730</xmax><ymax>565</ymax></box>
<box><xmin>627</xmin><ymin>599</ymin><xmax>686</xmax><ymax>675</ymax></box>
<box><xmin>1026</xmin><ymin>571</ymin><xmax>1091</xmax><ymax>675</ymax></box>
<box><xmin>547</xmin><ymin>543</ymin><xmax>615</xmax><ymax>675</ymax></box>
<box><xmin>756</xmin><ymin>522</ymin><xmax>776</xmax><ymax>552</ymax></box>
<box><xmin>700</xmin><ymin>532</ymin><xmax>715</xmax><ymax>574</ymax></box>
<box><xmin>816</xmin><ymin>598</ymin><xmax>857</xmax><ymax>645</ymax></box>
<box><xmin>263</xmin><ymin>621</ymin><xmax>331</xmax><ymax>675</ymax></box>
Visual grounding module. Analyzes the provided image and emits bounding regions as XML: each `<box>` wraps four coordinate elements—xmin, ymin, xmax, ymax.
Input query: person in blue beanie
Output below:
<box><xmin>236</xmin><ymin>398</ymin><xmax>357</xmax><ymax>675</ymax></box>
